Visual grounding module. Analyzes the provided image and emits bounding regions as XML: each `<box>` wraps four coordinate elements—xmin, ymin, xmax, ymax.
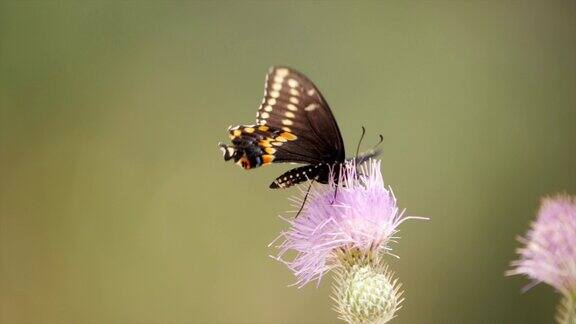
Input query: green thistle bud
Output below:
<box><xmin>332</xmin><ymin>263</ymin><xmax>403</xmax><ymax>324</ymax></box>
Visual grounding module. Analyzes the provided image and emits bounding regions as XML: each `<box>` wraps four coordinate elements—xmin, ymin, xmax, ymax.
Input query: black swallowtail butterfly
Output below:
<box><xmin>218</xmin><ymin>66</ymin><xmax>379</xmax><ymax>191</ymax></box>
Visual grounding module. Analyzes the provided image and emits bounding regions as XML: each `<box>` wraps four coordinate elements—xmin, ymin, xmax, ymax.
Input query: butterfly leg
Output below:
<box><xmin>295</xmin><ymin>179</ymin><xmax>315</xmax><ymax>218</ymax></box>
<box><xmin>330</xmin><ymin>184</ymin><xmax>339</xmax><ymax>205</ymax></box>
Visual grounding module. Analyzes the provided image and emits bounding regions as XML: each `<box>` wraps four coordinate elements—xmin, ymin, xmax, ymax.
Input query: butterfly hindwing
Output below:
<box><xmin>219</xmin><ymin>123</ymin><xmax>321</xmax><ymax>169</ymax></box>
<box><xmin>219</xmin><ymin>66</ymin><xmax>347</xmax><ymax>188</ymax></box>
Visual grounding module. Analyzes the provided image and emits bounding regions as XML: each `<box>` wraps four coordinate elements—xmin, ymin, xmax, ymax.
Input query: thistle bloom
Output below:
<box><xmin>508</xmin><ymin>194</ymin><xmax>576</xmax><ymax>323</ymax></box>
<box><xmin>273</xmin><ymin>159</ymin><xmax>421</xmax><ymax>287</ymax></box>
<box><xmin>271</xmin><ymin>159</ymin><xmax>424</xmax><ymax>323</ymax></box>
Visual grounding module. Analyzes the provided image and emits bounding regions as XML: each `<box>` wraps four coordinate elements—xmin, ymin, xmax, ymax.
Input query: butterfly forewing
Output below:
<box><xmin>256</xmin><ymin>66</ymin><xmax>345</xmax><ymax>162</ymax></box>
<box><xmin>219</xmin><ymin>66</ymin><xmax>346</xmax><ymax>189</ymax></box>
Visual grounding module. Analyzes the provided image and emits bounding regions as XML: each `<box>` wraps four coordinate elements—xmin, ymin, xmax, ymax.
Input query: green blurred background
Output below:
<box><xmin>1</xmin><ymin>1</ymin><xmax>575</xmax><ymax>323</ymax></box>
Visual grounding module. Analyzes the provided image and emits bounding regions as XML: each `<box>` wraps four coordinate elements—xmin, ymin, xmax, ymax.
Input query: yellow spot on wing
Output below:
<box><xmin>258</xmin><ymin>125</ymin><xmax>269</xmax><ymax>132</ymax></box>
<box><xmin>275</xmin><ymin>136</ymin><xmax>287</xmax><ymax>142</ymax></box>
<box><xmin>280</xmin><ymin>132</ymin><xmax>297</xmax><ymax>141</ymax></box>
<box><xmin>244</xmin><ymin>127</ymin><xmax>255</xmax><ymax>133</ymax></box>
<box><xmin>259</xmin><ymin>140</ymin><xmax>272</xmax><ymax>147</ymax></box>
<box><xmin>265</xmin><ymin>147</ymin><xmax>276</xmax><ymax>154</ymax></box>
<box><xmin>233</xmin><ymin>130</ymin><xmax>241</xmax><ymax>137</ymax></box>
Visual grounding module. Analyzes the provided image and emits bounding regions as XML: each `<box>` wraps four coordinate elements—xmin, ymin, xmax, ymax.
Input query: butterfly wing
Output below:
<box><xmin>218</xmin><ymin>66</ymin><xmax>345</xmax><ymax>188</ymax></box>
<box><xmin>255</xmin><ymin>66</ymin><xmax>345</xmax><ymax>163</ymax></box>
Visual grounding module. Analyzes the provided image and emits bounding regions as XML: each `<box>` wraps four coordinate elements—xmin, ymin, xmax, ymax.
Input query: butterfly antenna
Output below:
<box><xmin>355</xmin><ymin>126</ymin><xmax>366</xmax><ymax>158</ymax></box>
<box><xmin>372</xmin><ymin>134</ymin><xmax>384</xmax><ymax>150</ymax></box>
<box><xmin>295</xmin><ymin>179</ymin><xmax>315</xmax><ymax>218</ymax></box>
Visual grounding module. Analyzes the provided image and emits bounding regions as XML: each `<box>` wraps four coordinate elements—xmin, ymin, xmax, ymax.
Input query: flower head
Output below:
<box><xmin>508</xmin><ymin>194</ymin><xmax>576</xmax><ymax>296</ymax></box>
<box><xmin>272</xmin><ymin>159</ymin><xmax>423</xmax><ymax>287</ymax></box>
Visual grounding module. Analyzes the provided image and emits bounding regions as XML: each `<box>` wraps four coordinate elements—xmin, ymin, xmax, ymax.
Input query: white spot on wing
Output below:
<box><xmin>282</xmin><ymin>119</ymin><xmax>293</xmax><ymax>126</ymax></box>
<box><xmin>289</xmin><ymin>97</ymin><xmax>299</xmax><ymax>104</ymax></box>
<box><xmin>288</xmin><ymin>79</ymin><xmax>299</xmax><ymax>88</ymax></box>
<box><xmin>276</xmin><ymin>68</ymin><xmax>289</xmax><ymax>77</ymax></box>
<box><xmin>305</xmin><ymin>103</ymin><xmax>319</xmax><ymax>111</ymax></box>
<box><xmin>285</xmin><ymin>111</ymin><xmax>295</xmax><ymax>118</ymax></box>
<box><xmin>287</xmin><ymin>104</ymin><xmax>298</xmax><ymax>111</ymax></box>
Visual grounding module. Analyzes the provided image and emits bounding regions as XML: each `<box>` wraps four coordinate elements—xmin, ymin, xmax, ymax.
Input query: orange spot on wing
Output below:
<box><xmin>262</xmin><ymin>155</ymin><xmax>275</xmax><ymax>164</ymax></box>
<box><xmin>236</xmin><ymin>157</ymin><xmax>251</xmax><ymax>170</ymax></box>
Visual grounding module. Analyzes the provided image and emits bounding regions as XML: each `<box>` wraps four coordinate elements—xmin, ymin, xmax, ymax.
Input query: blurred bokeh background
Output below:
<box><xmin>1</xmin><ymin>1</ymin><xmax>575</xmax><ymax>323</ymax></box>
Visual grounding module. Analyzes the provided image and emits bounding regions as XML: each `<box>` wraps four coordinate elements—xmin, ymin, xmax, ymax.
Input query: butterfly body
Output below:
<box><xmin>219</xmin><ymin>66</ymin><xmax>374</xmax><ymax>190</ymax></box>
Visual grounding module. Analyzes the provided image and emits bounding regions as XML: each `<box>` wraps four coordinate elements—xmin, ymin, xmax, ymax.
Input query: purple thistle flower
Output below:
<box><xmin>271</xmin><ymin>159</ymin><xmax>425</xmax><ymax>288</ymax></box>
<box><xmin>508</xmin><ymin>194</ymin><xmax>576</xmax><ymax>296</ymax></box>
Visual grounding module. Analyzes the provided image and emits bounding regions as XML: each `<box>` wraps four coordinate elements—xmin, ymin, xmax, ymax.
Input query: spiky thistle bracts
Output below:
<box><xmin>332</xmin><ymin>263</ymin><xmax>404</xmax><ymax>324</ymax></box>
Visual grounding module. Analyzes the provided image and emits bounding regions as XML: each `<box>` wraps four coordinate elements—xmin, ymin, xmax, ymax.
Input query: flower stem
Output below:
<box><xmin>558</xmin><ymin>293</ymin><xmax>576</xmax><ymax>324</ymax></box>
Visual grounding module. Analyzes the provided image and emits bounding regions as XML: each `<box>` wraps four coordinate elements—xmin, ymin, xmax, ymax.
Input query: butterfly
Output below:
<box><xmin>218</xmin><ymin>66</ymin><xmax>379</xmax><ymax>191</ymax></box>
